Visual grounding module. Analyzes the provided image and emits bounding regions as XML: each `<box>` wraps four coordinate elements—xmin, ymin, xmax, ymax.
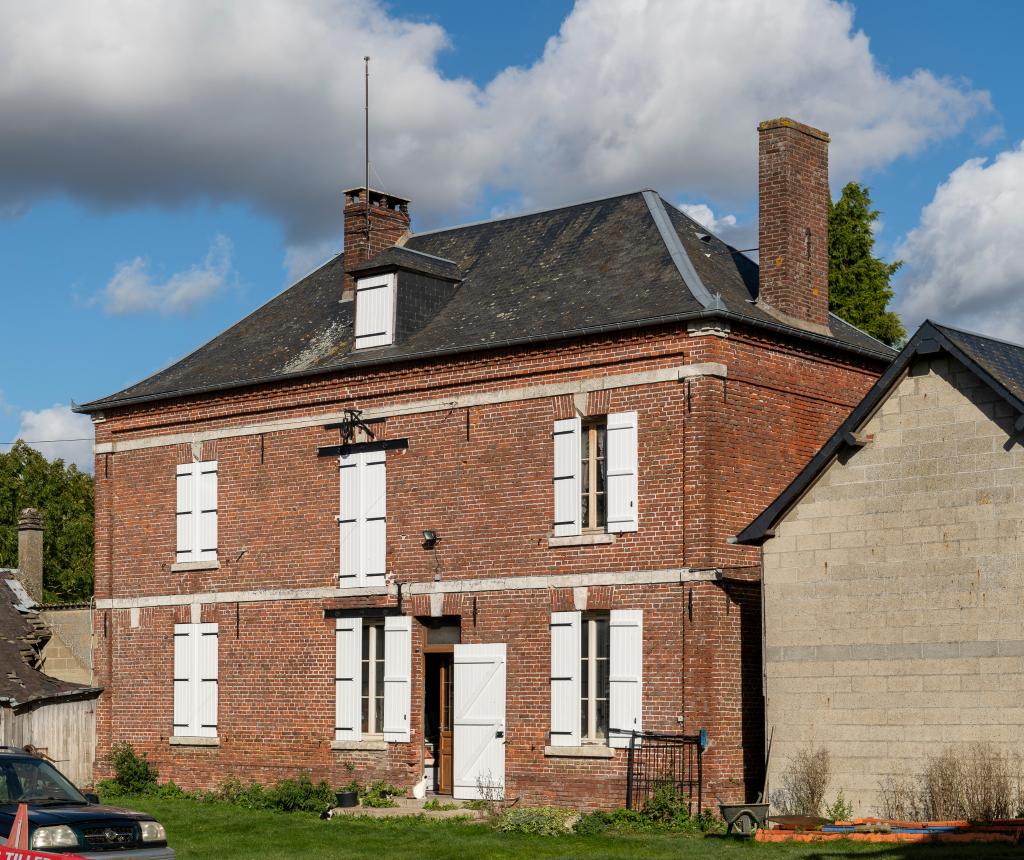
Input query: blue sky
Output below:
<box><xmin>2</xmin><ymin>0</ymin><xmax>1023</xmax><ymax>472</ymax></box>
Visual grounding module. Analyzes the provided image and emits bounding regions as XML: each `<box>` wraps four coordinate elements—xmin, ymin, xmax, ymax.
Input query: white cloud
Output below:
<box><xmin>677</xmin><ymin>203</ymin><xmax>737</xmax><ymax>234</ymax></box>
<box><xmin>97</xmin><ymin>234</ymin><xmax>233</xmax><ymax>315</ymax></box>
<box><xmin>0</xmin><ymin>0</ymin><xmax>989</xmax><ymax>243</ymax></box>
<box><xmin>896</xmin><ymin>143</ymin><xmax>1024</xmax><ymax>339</ymax></box>
<box><xmin>17</xmin><ymin>404</ymin><xmax>94</xmax><ymax>472</ymax></box>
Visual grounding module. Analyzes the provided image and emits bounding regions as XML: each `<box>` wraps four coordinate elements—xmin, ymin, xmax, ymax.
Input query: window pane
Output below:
<box><xmin>597</xmin><ymin>656</ymin><xmax>609</xmax><ymax>700</ymax></box>
<box><xmin>361</xmin><ymin>697</ymin><xmax>369</xmax><ymax>734</ymax></box>
<box><xmin>595</xmin><ymin>616</ymin><xmax>610</xmax><ymax>658</ymax></box>
<box><xmin>375</xmin><ymin>693</ymin><xmax>385</xmax><ymax>733</ymax></box>
<box><xmin>581</xmin><ymin>698</ymin><xmax>589</xmax><ymax>740</ymax></box>
<box><xmin>596</xmin><ymin>698</ymin><xmax>609</xmax><ymax>738</ymax></box>
<box><xmin>580</xmin><ymin>619</ymin><xmax>589</xmax><ymax>659</ymax></box>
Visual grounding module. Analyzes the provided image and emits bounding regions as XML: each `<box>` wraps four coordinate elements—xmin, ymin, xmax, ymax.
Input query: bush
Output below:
<box><xmin>772</xmin><ymin>747</ymin><xmax>831</xmax><ymax>816</ymax></box>
<box><xmin>493</xmin><ymin>806</ymin><xmax>574</xmax><ymax>835</ymax></box>
<box><xmin>360</xmin><ymin>782</ymin><xmax>403</xmax><ymax>809</ymax></box>
<box><xmin>108</xmin><ymin>743</ymin><xmax>159</xmax><ymax>794</ymax></box>
<box><xmin>878</xmin><ymin>743</ymin><xmax>1024</xmax><ymax>822</ymax></box>
<box><xmin>196</xmin><ymin>774</ymin><xmax>334</xmax><ymax>813</ymax></box>
<box><xmin>824</xmin><ymin>790</ymin><xmax>853</xmax><ymax>822</ymax></box>
<box><xmin>573</xmin><ymin>801</ymin><xmax>722</xmax><ymax>835</ymax></box>
<box><xmin>641</xmin><ymin>781</ymin><xmax>691</xmax><ymax>826</ymax></box>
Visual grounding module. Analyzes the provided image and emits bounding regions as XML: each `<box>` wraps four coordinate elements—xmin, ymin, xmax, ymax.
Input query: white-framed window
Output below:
<box><xmin>335</xmin><ymin>615</ymin><xmax>411</xmax><ymax>743</ymax></box>
<box><xmin>175</xmin><ymin>461</ymin><xmax>218</xmax><ymax>563</ymax></box>
<box><xmin>550</xmin><ymin>609</ymin><xmax>642</xmax><ymax>749</ymax></box>
<box><xmin>553</xmin><ymin>412</ymin><xmax>638</xmax><ymax>536</ymax></box>
<box><xmin>354</xmin><ymin>273</ymin><xmax>396</xmax><ymax>349</ymax></box>
<box><xmin>580</xmin><ymin>614</ymin><xmax>610</xmax><ymax>742</ymax></box>
<box><xmin>338</xmin><ymin>449</ymin><xmax>387</xmax><ymax>587</ymax></box>
<box><xmin>173</xmin><ymin>623</ymin><xmax>218</xmax><ymax>738</ymax></box>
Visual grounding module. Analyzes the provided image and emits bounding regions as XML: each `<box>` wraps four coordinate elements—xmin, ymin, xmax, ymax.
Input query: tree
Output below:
<box><xmin>0</xmin><ymin>441</ymin><xmax>93</xmax><ymax>603</ymax></box>
<box><xmin>828</xmin><ymin>182</ymin><xmax>906</xmax><ymax>346</ymax></box>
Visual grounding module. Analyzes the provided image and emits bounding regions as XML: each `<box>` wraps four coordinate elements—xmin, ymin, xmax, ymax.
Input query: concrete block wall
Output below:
<box><xmin>763</xmin><ymin>354</ymin><xmax>1024</xmax><ymax>815</ymax></box>
<box><xmin>40</xmin><ymin>608</ymin><xmax>93</xmax><ymax>685</ymax></box>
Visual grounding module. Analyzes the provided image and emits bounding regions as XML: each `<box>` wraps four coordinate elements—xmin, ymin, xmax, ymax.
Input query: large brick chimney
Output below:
<box><xmin>17</xmin><ymin>507</ymin><xmax>43</xmax><ymax>603</ymax></box>
<box><xmin>343</xmin><ymin>187</ymin><xmax>411</xmax><ymax>298</ymax></box>
<box><xmin>757</xmin><ymin>118</ymin><xmax>831</xmax><ymax>332</ymax></box>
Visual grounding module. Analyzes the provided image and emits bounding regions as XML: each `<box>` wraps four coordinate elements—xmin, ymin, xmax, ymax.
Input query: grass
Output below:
<box><xmin>108</xmin><ymin>795</ymin><xmax>1024</xmax><ymax>860</ymax></box>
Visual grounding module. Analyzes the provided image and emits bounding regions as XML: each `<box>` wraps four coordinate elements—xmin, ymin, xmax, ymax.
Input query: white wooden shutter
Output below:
<box><xmin>173</xmin><ymin>624</ymin><xmax>194</xmax><ymax>735</ymax></box>
<box><xmin>354</xmin><ymin>274</ymin><xmax>395</xmax><ymax>349</ymax></box>
<box><xmin>552</xmin><ymin>417</ymin><xmax>582</xmax><ymax>536</ymax></box>
<box><xmin>196</xmin><ymin>461</ymin><xmax>218</xmax><ymax>561</ymax></box>
<box><xmin>196</xmin><ymin>623</ymin><xmax>219</xmax><ymax>737</ymax></box>
<box><xmin>335</xmin><ymin>617</ymin><xmax>361</xmax><ymax>742</ymax></box>
<box><xmin>382</xmin><ymin>615</ymin><xmax>412</xmax><ymax>742</ymax></box>
<box><xmin>338</xmin><ymin>454</ymin><xmax>360</xmax><ymax>586</ymax></box>
<box><xmin>550</xmin><ymin>611</ymin><xmax>581</xmax><ymax>747</ymax></box>
<box><xmin>362</xmin><ymin>450</ymin><xmax>387</xmax><ymax>583</ymax></box>
<box><xmin>608</xmin><ymin>609</ymin><xmax>643</xmax><ymax>748</ymax></box>
<box><xmin>606</xmin><ymin>411</ymin><xmax>639</xmax><ymax>533</ymax></box>
<box><xmin>175</xmin><ymin>465</ymin><xmax>195</xmax><ymax>561</ymax></box>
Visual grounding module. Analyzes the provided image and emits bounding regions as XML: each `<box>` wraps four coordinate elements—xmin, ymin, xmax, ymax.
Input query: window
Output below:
<box><xmin>175</xmin><ymin>461</ymin><xmax>218</xmax><ymax>564</ymax></box>
<box><xmin>553</xmin><ymin>412</ymin><xmax>638</xmax><ymax>537</ymax></box>
<box><xmin>580</xmin><ymin>421</ymin><xmax>607</xmax><ymax>530</ymax></box>
<box><xmin>362</xmin><ymin>622</ymin><xmax>386</xmax><ymax>735</ymax></box>
<box><xmin>354</xmin><ymin>273</ymin><xmax>396</xmax><ymax>348</ymax></box>
<box><xmin>173</xmin><ymin>623</ymin><xmax>218</xmax><ymax>738</ymax></box>
<box><xmin>580</xmin><ymin>614</ymin><xmax>610</xmax><ymax>741</ymax></box>
<box><xmin>550</xmin><ymin>609</ymin><xmax>642</xmax><ymax>749</ymax></box>
<box><xmin>336</xmin><ymin>615</ymin><xmax>411</xmax><ymax>743</ymax></box>
<box><xmin>338</xmin><ymin>449</ymin><xmax>387</xmax><ymax>587</ymax></box>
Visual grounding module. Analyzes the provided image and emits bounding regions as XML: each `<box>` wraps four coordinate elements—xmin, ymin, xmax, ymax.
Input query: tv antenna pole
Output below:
<box><xmin>364</xmin><ymin>56</ymin><xmax>371</xmax><ymax>245</ymax></box>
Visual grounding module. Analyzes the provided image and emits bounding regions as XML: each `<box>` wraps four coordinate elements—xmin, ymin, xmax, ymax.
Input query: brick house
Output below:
<box><xmin>736</xmin><ymin>321</ymin><xmax>1024</xmax><ymax>814</ymax></box>
<box><xmin>77</xmin><ymin>118</ymin><xmax>892</xmax><ymax>807</ymax></box>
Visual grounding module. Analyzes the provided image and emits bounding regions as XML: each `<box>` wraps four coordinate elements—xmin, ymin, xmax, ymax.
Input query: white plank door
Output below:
<box><xmin>453</xmin><ymin>643</ymin><xmax>506</xmax><ymax>800</ymax></box>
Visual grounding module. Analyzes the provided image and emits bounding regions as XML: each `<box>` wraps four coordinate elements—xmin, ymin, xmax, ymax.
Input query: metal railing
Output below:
<box><xmin>624</xmin><ymin>730</ymin><xmax>704</xmax><ymax>815</ymax></box>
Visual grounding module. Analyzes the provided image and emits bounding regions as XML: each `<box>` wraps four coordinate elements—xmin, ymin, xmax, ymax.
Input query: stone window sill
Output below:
<box><xmin>544</xmin><ymin>744</ymin><xmax>614</xmax><ymax>759</ymax></box>
<box><xmin>170</xmin><ymin>736</ymin><xmax>219</xmax><ymax>747</ymax></box>
<box><xmin>331</xmin><ymin>739</ymin><xmax>387</xmax><ymax>751</ymax></box>
<box><xmin>171</xmin><ymin>560</ymin><xmax>221</xmax><ymax>572</ymax></box>
<box><xmin>547</xmin><ymin>533</ymin><xmax>615</xmax><ymax>548</ymax></box>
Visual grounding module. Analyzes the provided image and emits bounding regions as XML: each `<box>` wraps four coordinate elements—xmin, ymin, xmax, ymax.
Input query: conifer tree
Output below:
<box><xmin>828</xmin><ymin>182</ymin><xmax>906</xmax><ymax>346</ymax></box>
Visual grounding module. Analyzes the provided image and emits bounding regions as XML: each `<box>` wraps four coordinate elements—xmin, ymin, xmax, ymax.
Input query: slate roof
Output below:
<box><xmin>0</xmin><ymin>576</ymin><xmax>100</xmax><ymax>708</ymax></box>
<box><xmin>78</xmin><ymin>190</ymin><xmax>895</xmax><ymax>413</ymax></box>
<box><xmin>736</xmin><ymin>321</ymin><xmax>1024</xmax><ymax>545</ymax></box>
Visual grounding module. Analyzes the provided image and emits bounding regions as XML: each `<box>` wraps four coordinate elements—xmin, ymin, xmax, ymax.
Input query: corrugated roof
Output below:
<box><xmin>78</xmin><ymin>191</ymin><xmax>895</xmax><ymax>412</ymax></box>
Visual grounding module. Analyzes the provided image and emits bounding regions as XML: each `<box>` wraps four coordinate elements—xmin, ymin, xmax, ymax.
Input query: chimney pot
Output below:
<box><xmin>757</xmin><ymin>117</ymin><xmax>831</xmax><ymax>332</ymax></box>
<box><xmin>17</xmin><ymin>507</ymin><xmax>43</xmax><ymax>603</ymax></box>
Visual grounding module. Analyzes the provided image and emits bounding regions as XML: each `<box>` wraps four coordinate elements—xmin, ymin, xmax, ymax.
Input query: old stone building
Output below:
<box><xmin>77</xmin><ymin>118</ymin><xmax>892</xmax><ymax>807</ymax></box>
<box><xmin>737</xmin><ymin>321</ymin><xmax>1024</xmax><ymax>814</ymax></box>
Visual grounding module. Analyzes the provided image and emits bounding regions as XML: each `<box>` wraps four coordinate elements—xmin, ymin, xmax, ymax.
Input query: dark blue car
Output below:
<box><xmin>0</xmin><ymin>749</ymin><xmax>174</xmax><ymax>858</ymax></box>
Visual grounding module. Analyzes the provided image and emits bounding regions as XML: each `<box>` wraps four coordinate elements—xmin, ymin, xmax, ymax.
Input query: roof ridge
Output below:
<box><xmin>930</xmin><ymin>319</ymin><xmax>1024</xmax><ymax>352</ymax></box>
<box><xmin>641</xmin><ymin>191</ymin><xmax>719</xmax><ymax>310</ymax></box>
<box><xmin>409</xmin><ymin>189</ymin><xmax>651</xmax><ymax>239</ymax></box>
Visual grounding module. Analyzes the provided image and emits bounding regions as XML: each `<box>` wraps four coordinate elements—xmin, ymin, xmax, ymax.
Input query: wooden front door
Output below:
<box><xmin>438</xmin><ymin>657</ymin><xmax>453</xmax><ymax>795</ymax></box>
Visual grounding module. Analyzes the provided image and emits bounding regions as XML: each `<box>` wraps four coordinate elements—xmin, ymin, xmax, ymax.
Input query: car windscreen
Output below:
<box><xmin>0</xmin><ymin>758</ymin><xmax>87</xmax><ymax>804</ymax></box>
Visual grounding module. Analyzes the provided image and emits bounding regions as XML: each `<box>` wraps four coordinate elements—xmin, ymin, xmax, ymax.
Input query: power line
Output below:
<box><xmin>0</xmin><ymin>438</ymin><xmax>93</xmax><ymax>446</ymax></box>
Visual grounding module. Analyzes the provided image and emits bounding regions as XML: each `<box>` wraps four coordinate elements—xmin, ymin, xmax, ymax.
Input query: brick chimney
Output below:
<box><xmin>17</xmin><ymin>508</ymin><xmax>43</xmax><ymax>603</ymax></box>
<box><xmin>343</xmin><ymin>187</ymin><xmax>411</xmax><ymax>298</ymax></box>
<box><xmin>757</xmin><ymin>118</ymin><xmax>831</xmax><ymax>333</ymax></box>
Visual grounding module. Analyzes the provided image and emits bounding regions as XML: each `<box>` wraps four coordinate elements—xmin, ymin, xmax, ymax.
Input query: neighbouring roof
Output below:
<box><xmin>78</xmin><ymin>190</ymin><xmax>896</xmax><ymax>413</ymax></box>
<box><xmin>735</xmin><ymin>321</ymin><xmax>1024</xmax><ymax>545</ymax></box>
<box><xmin>0</xmin><ymin>578</ymin><xmax>100</xmax><ymax>709</ymax></box>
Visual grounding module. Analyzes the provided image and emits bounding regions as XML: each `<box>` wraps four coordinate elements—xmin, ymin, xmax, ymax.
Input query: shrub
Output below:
<box><xmin>772</xmin><ymin>747</ymin><xmax>831</xmax><ymax>816</ymax></box>
<box><xmin>360</xmin><ymin>782</ymin><xmax>403</xmax><ymax>809</ymax></box>
<box><xmin>878</xmin><ymin>743</ymin><xmax>1024</xmax><ymax>822</ymax></box>
<box><xmin>573</xmin><ymin>803</ymin><xmax>722</xmax><ymax>835</ymax></box>
<box><xmin>422</xmin><ymin>799</ymin><xmax>460</xmax><ymax>811</ymax></box>
<box><xmin>641</xmin><ymin>781</ymin><xmax>691</xmax><ymax>826</ymax></box>
<box><xmin>493</xmin><ymin>806</ymin><xmax>574</xmax><ymax>835</ymax></box>
<box><xmin>108</xmin><ymin>743</ymin><xmax>159</xmax><ymax>794</ymax></box>
<box><xmin>824</xmin><ymin>790</ymin><xmax>853</xmax><ymax>822</ymax></box>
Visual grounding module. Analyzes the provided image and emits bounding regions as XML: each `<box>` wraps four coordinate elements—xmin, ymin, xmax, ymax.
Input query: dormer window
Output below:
<box><xmin>354</xmin><ymin>273</ymin><xmax>396</xmax><ymax>349</ymax></box>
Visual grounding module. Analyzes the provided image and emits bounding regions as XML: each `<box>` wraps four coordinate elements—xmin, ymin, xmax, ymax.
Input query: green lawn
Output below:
<box><xmin>113</xmin><ymin>795</ymin><xmax>1023</xmax><ymax>860</ymax></box>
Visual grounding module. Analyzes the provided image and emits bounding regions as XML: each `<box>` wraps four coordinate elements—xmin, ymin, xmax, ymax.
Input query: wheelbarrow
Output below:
<box><xmin>719</xmin><ymin>801</ymin><xmax>770</xmax><ymax>836</ymax></box>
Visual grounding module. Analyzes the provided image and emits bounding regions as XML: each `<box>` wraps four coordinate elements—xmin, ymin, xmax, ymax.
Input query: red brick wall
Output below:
<box><xmin>91</xmin><ymin>321</ymin><xmax>882</xmax><ymax>806</ymax></box>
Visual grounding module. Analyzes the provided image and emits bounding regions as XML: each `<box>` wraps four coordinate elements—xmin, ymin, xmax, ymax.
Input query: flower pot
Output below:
<box><xmin>337</xmin><ymin>790</ymin><xmax>359</xmax><ymax>808</ymax></box>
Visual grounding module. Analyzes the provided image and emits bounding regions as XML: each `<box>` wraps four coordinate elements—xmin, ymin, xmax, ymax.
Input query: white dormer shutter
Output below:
<box><xmin>606</xmin><ymin>411</ymin><xmax>638</xmax><ymax>533</ymax></box>
<box><xmin>608</xmin><ymin>609</ymin><xmax>643</xmax><ymax>748</ymax></box>
<box><xmin>550</xmin><ymin>611</ymin><xmax>581</xmax><ymax>747</ymax></box>
<box><xmin>176</xmin><ymin>465</ymin><xmax>195</xmax><ymax>562</ymax></box>
<box><xmin>354</xmin><ymin>274</ymin><xmax>396</xmax><ymax>349</ymax></box>
<box><xmin>382</xmin><ymin>615</ymin><xmax>412</xmax><ymax>742</ymax></box>
<box><xmin>335</xmin><ymin>617</ymin><xmax>361</xmax><ymax>742</ymax></box>
<box><xmin>553</xmin><ymin>418</ymin><xmax>582</xmax><ymax>536</ymax></box>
